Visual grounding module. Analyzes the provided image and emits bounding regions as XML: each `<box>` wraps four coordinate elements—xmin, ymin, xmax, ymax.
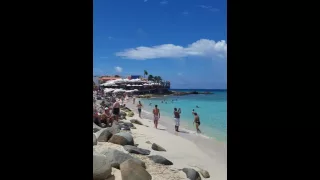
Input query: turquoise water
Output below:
<box><xmin>141</xmin><ymin>90</ymin><xmax>227</xmax><ymax>142</ymax></box>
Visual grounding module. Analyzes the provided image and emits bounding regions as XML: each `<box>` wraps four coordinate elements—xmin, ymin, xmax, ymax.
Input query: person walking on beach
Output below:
<box><xmin>193</xmin><ymin>113</ymin><xmax>201</xmax><ymax>133</ymax></box>
<box><xmin>137</xmin><ymin>101</ymin><xmax>143</xmax><ymax>118</ymax></box>
<box><xmin>133</xmin><ymin>96</ymin><xmax>136</xmax><ymax>104</ymax></box>
<box><xmin>174</xmin><ymin>108</ymin><xmax>181</xmax><ymax>132</ymax></box>
<box><xmin>153</xmin><ymin>105</ymin><xmax>160</xmax><ymax>129</ymax></box>
<box><xmin>112</xmin><ymin>100</ymin><xmax>120</xmax><ymax>122</ymax></box>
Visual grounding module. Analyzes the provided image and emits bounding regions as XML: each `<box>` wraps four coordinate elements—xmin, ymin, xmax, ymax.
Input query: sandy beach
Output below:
<box><xmin>129</xmin><ymin>98</ymin><xmax>226</xmax><ymax>179</ymax></box>
<box><xmin>93</xmin><ymin>95</ymin><xmax>227</xmax><ymax>180</ymax></box>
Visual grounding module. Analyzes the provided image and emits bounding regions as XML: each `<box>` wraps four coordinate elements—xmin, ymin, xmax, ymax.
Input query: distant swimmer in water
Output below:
<box><xmin>161</xmin><ymin>101</ymin><xmax>163</xmax><ymax>103</ymax></box>
<box><xmin>192</xmin><ymin>109</ymin><xmax>195</xmax><ymax>115</ymax></box>
<box><xmin>193</xmin><ymin>112</ymin><xmax>201</xmax><ymax>133</ymax></box>
<box><xmin>149</xmin><ymin>103</ymin><xmax>152</xmax><ymax>106</ymax></box>
<box><xmin>165</xmin><ymin>102</ymin><xmax>167</xmax><ymax>104</ymax></box>
<box><xmin>196</xmin><ymin>106</ymin><xmax>199</xmax><ymax>108</ymax></box>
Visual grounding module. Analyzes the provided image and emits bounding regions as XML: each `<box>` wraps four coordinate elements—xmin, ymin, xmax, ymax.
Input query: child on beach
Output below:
<box><xmin>137</xmin><ymin>101</ymin><xmax>143</xmax><ymax>118</ymax></box>
<box><xmin>153</xmin><ymin>105</ymin><xmax>160</xmax><ymax>129</ymax></box>
<box><xmin>193</xmin><ymin>113</ymin><xmax>201</xmax><ymax>133</ymax></box>
<box><xmin>174</xmin><ymin>108</ymin><xmax>181</xmax><ymax>132</ymax></box>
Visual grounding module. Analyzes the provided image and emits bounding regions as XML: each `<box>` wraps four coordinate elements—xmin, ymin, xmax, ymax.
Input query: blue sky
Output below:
<box><xmin>93</xmin><ymin>0</ymin><xmax>227</xmax><ymax>89</ymax></box>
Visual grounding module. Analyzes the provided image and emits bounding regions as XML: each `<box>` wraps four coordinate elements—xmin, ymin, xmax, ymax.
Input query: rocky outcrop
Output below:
<box><xmin>101</xmin><ymin>148</ymin><xmax>145</xmax><ymax>169</ymax></box>
<box><xmin>148</xmin><ymin>155</ymin><xmax>173</xmax><ymax>165</ymax></box>
<box><xmin>95</xmin><ymin>128</ymin><xmax>113</xmax><ymax>142</ymax></box>
<box><xmin>182</xmin><ymin>168</ymin><xmax>201</xmax><ymax>180</ymax></box>
<box><xmin>93</xmin><ymin>122</ymin><xmax>102</xmax><ymax>133</ymax></box>
<box><xmin>130</xmin><ymin>119</ymin><xmax>143</xmax><ymax>125</ymax></box>
<box><xmin>93</xmin><ymin>151</ymin><xmax>112</xmax><ymax>180</ymax></box>
<box><xmin>108</xmin><ymin>132</ymin><xmax>134</xmax><ymax>146</ymax></box>
<box><xmin>151</xmin><ymin>143</ymin><xmax>166</xmax><ymax>151</ymax></box>
<box><xmin>124</xmin><ymin>145</ymin><xmax>151</xmax><ymax>155</ymax></box>
<box><xmin>120</xmin><ymin>159</ymin><xmax>151</xmax><ymax>180</ymax></box>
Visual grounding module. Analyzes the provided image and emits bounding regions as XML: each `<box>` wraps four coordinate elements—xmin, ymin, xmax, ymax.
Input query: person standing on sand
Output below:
<box><xmin>174</xmin><ymin>108</ymin><xmax>181</xmax><ymax>132</ymax></box>
<box><xmin>133</xmin><ymin>96</ymin><xmax>136</xmax><ymax>104</ymax></box>
<box><xmin>193</xmin><ymin>113</ymin><xmax>201</xmax><ymax>133</ymax></box>
<box><xmin>153</xmin><ymin>105</ymin><xmax>160</xmax><ymax>129</ymax></box>
<box><xmin>112</xmin><ymin>100</ymin><xmax>120</xmax><ymax>122</ymax></box>
<box><xmin>137</xmin><ymin>101</ymin><xmax>143</xmax><ymax>118</ymax></box>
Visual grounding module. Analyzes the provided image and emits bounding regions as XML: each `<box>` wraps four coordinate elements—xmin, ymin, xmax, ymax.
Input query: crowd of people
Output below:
<box><xmin>94</xmin><ymin>88</ymin><xmax>201</xmax><ymax>133</ymax></box>
<box><xmin>134</xmin><ymin>98</ymin><xmax>201</xmax><ymax>133</ymax></box>
<box><xmin>93</xmin><ymin>88</ymin><xmax>129</xmax><ymax>128</ymax></box>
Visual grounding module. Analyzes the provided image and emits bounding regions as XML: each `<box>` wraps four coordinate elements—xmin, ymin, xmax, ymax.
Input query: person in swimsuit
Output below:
<box><xmin>174</xmin><ymin>108</ymin><xmax>181</xmax><ymax>132</ymax></box>
<box><xmin>153</xmin><ymin>105</ymin><xmax>160</xmax><ymax>129</ymax></box>
<box><xmin>112</xmin><ymin>100</ymin><xmax>120</xmax><ymax>121</ymax></box>
<box><xmin>137</xmin><ymin>101</ymin><xmax>143</xmax><ymax>118</ymax></box>
<box><xmin>193</xmin><ymin>113</ymin><xmax>201</xmax><ymax>133</ymax></box>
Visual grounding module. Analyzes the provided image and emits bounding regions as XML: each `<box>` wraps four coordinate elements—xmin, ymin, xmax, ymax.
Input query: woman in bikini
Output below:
<box><xmin>153</xmin><ymin>105</ymin><xmax>160</xmax><ymax>129</ymax></box>
<box><xmin>137</xmin><ymin>101</ymin><xmax>143</xmax><ymax>118</ymax></box>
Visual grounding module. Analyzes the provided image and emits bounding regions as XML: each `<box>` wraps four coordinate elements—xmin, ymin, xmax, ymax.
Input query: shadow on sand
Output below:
<box><xmin>177</xmin><ymin>130</ymin><xmax>189</xmax><ymax>134</ymax></box>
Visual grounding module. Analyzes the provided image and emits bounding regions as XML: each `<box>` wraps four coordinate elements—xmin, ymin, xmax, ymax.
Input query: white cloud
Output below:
<box><xmin>197</xmin><ymin>5</ymin><xmax>219</xmax><ymax>12</ymax></box>
<box><xmin>115</xmin><ymin>39</ymin><xmax>227</xmax><ymax>60</ymax></box>
<box><xmin>114</xmin><ymin>66</ymin><xmax>123</xmax><ymax>73</ymax></box>
<box><xmin>144</xmin><ymin>0</ymin><xmax>148</xmax><ymax>2</ymax></box>
<box><xmin>160</xmin><ymin>1</ymin><xmax>168</xmax><ymax>5</ymax></box>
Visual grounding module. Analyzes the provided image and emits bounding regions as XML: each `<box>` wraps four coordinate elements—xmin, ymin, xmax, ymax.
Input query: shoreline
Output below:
<box><xmin>125</xmin><ymin>99</ymin><xmax>227</xmax><ymax>179</ymax></box>
<box><xmin>139</xmin><ymin>96</ymin><xmax>227</xmax><ymax>142</ymax></box>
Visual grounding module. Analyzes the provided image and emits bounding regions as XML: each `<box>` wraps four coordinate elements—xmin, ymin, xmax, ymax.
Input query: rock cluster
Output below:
<box><xmin>93</xmin><ymin>91</ymin><xmax>211</xmax><ymax>180</ymax></box>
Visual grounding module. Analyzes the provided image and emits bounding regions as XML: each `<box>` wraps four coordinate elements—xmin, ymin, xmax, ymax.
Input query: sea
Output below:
<box><xmin>140</xmin><ymin>89</ymin><xmax>227</xmax><ymax>142</ymax></box>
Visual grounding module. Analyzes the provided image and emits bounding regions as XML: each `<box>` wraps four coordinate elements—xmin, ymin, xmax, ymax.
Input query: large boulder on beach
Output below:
<box><xmin>124</xmin><ymin>145</ymin><xmax>150</xmax><ymax>155</ymax></box>
<box><xmin>130</xmin><ymin>119</ymin><xmax>143</xmax><ymax>125</ymax></box>
<box><xmin>120</xmin><ymin>125</ymin><xmax>131</xmax><ymax>131</ymax></box>
<box><xmin>93</xmin><ymin>134</ymin><xmax>97</xmax><ymax>146</ymax></box>
<box><xmin>118</xmin><ymin>122</ymin><xmax>131</xmax><ymax>131</ymax></box>
<box><xmin>93</xmin><ymin>123</ymin><xmax>102</xmax><ymax>133</ymax></box>
<box><xmin>182</xmin><ymin>168</ymin><xmax>201</xmax><ymax>180</ymax></box>
<box><xmin>120</xmin><ymin>159</ymin><xmax>151</xmax><ymax>180</ymax></box>
<box><xmin>95</xmin><ymin>128</ymin><xmax>113</xmax><ymax>142</ymax></box>
<box><xmin>108</xmin><ymin>123</ymin><xmax>121</xmax><ymax>135</ymax></box>
<box><xmin>93</xmin><ymin>151</ymin><xmax>112</xmax><ymax>180</ymax></box>
<box><xmin>148</xmin><ymin>155</ymin><xmax>173</xmax><ymax>165</ymax></box>
<box><xmin>108</xmin><ymin>132</ymin><xmax>134</xmax><ymax>146</ymax></box>
<box><xmin>122</xmin><ymin>122</ymin><xmax>134</xmax><ymax>128</ymax></box>
<box><xmin>151</xmin><ymin>143</ymin><xmax>166</xmax><ymax>151</ymax></box>
<box><xmin>120</xmin><ymin>111</ymin><xmax>127</xmax><ymax>117</ymax></box>
<box><xmin>198</xmin><ymin>168</ymin><xmax>210</xmax><ymax>178</ymax></box>
<box><xmin>127</xmin><ymin>111</ymin><xmax>134</xmax><ymax>117</ymax></box>
<box><xmin>101</xmin><ymin>148</ymin><xmax>145</xmax><ymax>169</ymax></box>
